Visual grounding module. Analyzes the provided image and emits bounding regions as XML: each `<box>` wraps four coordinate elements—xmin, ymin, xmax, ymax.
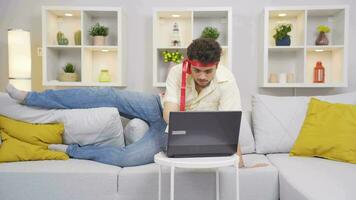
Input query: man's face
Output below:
<box><xmin>190</xmin><ymin>65</ymin><xmax>217</xmax><ymax>88</ymax></box>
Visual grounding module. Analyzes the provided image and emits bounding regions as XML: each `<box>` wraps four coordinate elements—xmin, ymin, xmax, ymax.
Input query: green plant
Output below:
<box><xmin>63</xmin><ymin>63</ymin><xmax>75</xmax><ymax>73</ymax></box>
<box><xmin>162</xmin><ymin>51</ymin><xmax>184</xmax><ymax>64</ymax></box>
<box><xmin>57</xmin><ymin>31</ymin><xmax>69</xmax><ymax>45</ymax></box>
<box><xmin>89</xmin><ymin>23</ymin><xmax>109</xmax><ymax>37</ymax></box>
<box><xmin>200</xmin><ymin>26</ymin><xmax>220</xmax><ymax>40</ymax></box>
<box><xmin>317</xmin><ymin>25</ymin><xmax>330</xmax><ymax>33</ymax></box>
<box><xmin>273</xmin><ymin>24</ymin><xmax>292</xmax><ymax>41</ymax></box>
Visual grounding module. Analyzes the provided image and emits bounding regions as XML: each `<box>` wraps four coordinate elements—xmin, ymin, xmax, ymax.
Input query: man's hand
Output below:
<box><xmin>163</xmin><ymin>102</ymin><xmax>179</xmax><ymax>124</ymax></box>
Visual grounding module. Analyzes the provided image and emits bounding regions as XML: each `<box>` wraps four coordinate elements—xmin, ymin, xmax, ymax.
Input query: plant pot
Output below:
<box><xmin>166</xmin><ymin>61</ymin><xmax>177</xmax><ymax>79</ymax></box>
<box><xmin>93</xmin><ymin>36</ymin><xmax>106</xmax><ymax>46</ymax></box>
<box><xmin>59</xmin><ymin>72</ymin><xmax>78</xmax><ymax>82</ymax></box>
<box><xmin>275</xmin><ymin>36</ymin><xmax>291</xmax><ymax>46</ymax></box>
<box><xmin>315</xmin><ymin>31</ymin><xmax>329</xmax><ymax>45</ymax></box>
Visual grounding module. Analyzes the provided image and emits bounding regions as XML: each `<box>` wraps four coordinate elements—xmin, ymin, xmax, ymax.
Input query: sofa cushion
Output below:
<box><xmin>290</xmin><ymin>98</ymin><xmax>356</xmax><ymax>164</ymax></box>
<box><xmin>0</xmin><ymin>131</ymin><xmax>69</xmax><ymax>162</ymax></box>
<box><xmin>0</xmin><ymin>159</ymin><xmax>121</xmax><ymax>200</ymax></box>
<box><xmin>0</xmin><ymin>93</ymin><xmax>125</xmax><ymax>148</ymax></box>
<box><xmin>267</xmin><ymin>154</ymin><xmax>356</xmax><ymax>200</ymax></box>
<box><xmin>252</xmin><ymin>92</ymin><xmax>356</xmax><ymax>154</ymax></box>
<box><xmin>118</xmin><ymin>154</ymin><xmax>278</xmax><ymax>200</ymax></box>
<box><xmin>124</xmin><ymin>118</ymin><xmax>149</xmax><ymax>145</ymax></box>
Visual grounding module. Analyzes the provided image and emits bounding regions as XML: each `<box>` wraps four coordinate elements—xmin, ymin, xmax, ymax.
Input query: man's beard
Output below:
<box><xmin>195</xmin><ymin>79</ymin><xmax>211</xmax><ymax>88</ymax></box>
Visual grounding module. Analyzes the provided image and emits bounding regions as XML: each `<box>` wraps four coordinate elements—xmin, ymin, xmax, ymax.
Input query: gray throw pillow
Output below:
<box><xmin>124</xmin><ymin>118</ymin><xmax>149</xmax><ymax>145</ymax></box>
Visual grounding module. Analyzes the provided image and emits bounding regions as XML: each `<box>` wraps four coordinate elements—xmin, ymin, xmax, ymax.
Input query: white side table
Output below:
<box><xmin>154</xmin><ymin>152</ymin><xmax>239</xmax><ymax>200</ymax></box>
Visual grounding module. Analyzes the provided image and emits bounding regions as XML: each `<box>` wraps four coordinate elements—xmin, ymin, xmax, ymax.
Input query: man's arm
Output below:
<box><xmin>163</xmin><ymin>102</ymin><xmax>179</xmax><ymax>124</ymax></box>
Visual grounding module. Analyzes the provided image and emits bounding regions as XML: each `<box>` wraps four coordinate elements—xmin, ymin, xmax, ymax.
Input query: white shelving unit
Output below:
<box><xmin>153</xmin><ymin>8</ymin><xmax>232</xmax><ymax>87</ymax></box>
<box><xmin>262</xmin><ymin>6</ymin><xmax>349</xmax><ymax>88</ymax></box>
<box><xmin>42</xmin><ymin>6</ymin><xmax>126</xmax><ymax>87</ymax></box>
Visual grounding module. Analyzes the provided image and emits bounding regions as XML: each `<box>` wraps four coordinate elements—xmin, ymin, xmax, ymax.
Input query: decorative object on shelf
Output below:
<box><xmin>98</xmin><ymin>69</ymin><xmax>111</xmax><ymax>82</ymax></box>
<box><xmin>200</xmin><ymin>26</ymin><xmax>220</xmax><ymax>40</ymax></box>
<box><xmin>162</xmin><ymin>50</ymin><xmax>184</xmax><ymax>77</ymax></box>
<box><xmin>74</xmin><ymin>30</ymin><xmax>81</xmax><ymax>45</ymax></box>
<box><xmin>7</xmin><ymin>29</ymin><xmax>32</xmax><ymax>91</ymax></box>
<box><xmin>89</xmin><ymin>23</ymin><xmax>109</xmax><ymax>46</ymax></box>
<box><xmin>273</xmin><ymin>24</ymin><xmax>292</xmax><ymax>46</ymax></box>
<box><xmin>57</xmin><ymin>31</ymin><xmax>69</xmax><ymax>45</ymax></box>
<box><xmin>287</xmin><ymin>73</ymin><xmax>295</xmax><ymax>83</ymax></box>
<box><xmin>313</xmin><ymin>61</ymin><xmax>325</xmax><ymax>83</ymax></box>
<box><xmin>269</xmin><ymin>73</ymin><xmax>279</xmax><ymax>83</ymax></box>
<box><xmin>171</xmin><ymin>22</ymin><xmax>181</xmax><ymax>47</ymax></box>
<box><xmin>279</xmin><ymin>73</ymin><xmax>287</xmax><ymax>83</ymax></box>
<box><xmin>315</xmin><ymin>25</ymin><xmax>330</xmax><ymax>46</ymax></box>
<box><xmin>59</xmin><ymin>63</ymin><xmax>78</xmax><ymax>82</ymax></box>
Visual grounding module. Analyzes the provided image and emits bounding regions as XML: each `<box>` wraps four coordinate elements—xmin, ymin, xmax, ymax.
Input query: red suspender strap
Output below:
<box><xmin>180</xmin><ymin>59</ymin><xmax>189</xmax><ymax>111</ymax></box>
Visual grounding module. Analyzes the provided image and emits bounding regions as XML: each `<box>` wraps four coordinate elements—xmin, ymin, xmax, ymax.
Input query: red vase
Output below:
<box><xmin>313</xmin><ymin>61</ymin><xmax>325</xmax><ymax>83</ymax></box>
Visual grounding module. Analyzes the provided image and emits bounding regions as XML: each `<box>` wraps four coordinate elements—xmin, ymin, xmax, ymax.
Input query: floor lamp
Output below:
<box><xmin>8</xmin><ymin>29</ymin><xmax>32</xmax><ymax>91</ymax></box>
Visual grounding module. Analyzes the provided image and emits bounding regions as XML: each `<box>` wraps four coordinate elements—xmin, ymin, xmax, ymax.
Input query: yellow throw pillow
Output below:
<box><xmin>290</xmin><ymin>98</ymin><xmax>356</xmax><ymax>164</ymax></box>
<box><xmin>0</xmin><ymin>115</ymin><xmax>64</xmax><ymax>147</ymax></box>
<box><xmin>0</xmin><ymin>131</ymin><xmax>69</xmax><ymax>162</ymax></box>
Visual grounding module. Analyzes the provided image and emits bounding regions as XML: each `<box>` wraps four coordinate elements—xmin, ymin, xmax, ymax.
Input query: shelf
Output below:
<box><xmin>43</xmin><ymin>6</ymin><xmax>124</xmax><ymax>87</ymax></box>
<box><xmin>45</xmin><ymin>47</ymin><xmax>82</xmax><ymax>82</ymax></box>
<box><xmin>268</xmin><ymin>10</ymin><xmax>305</xmax><ymax>47</ymax></box>
<box><xmin>153</xmin><ymin>8</ymin><xmax>232</xmax><ymax>87</ymax></box>
<box><xmin>306</xmin><ymin>9</ymin><xmax>345</xmax><ymax>46</ymax></box>
<box><xmin>155</xmin><ymin>11</ymin><xmax>193</xmax><ymax>48</ymax></box>
<box><xmin>306</xmin><ymin>48</ymin><xmax>344</xmax><ymax>84</ymax></box>
<box><xmin>83</xmin><ymin>10</ymin><xmax>118</xmax><ymax>46</ymax></box>
<box><xmin>45</xmin><ymin>10</ymin><xmax>81</xmax><ymax>46</ymax></box>
<box><xmin>263</xmin><ymin>6</ymin><xmax>348</xmax><ymax>88</ymax></box>
<box><xmin>193</xmin><ymin>11</ymin><xmax>229</xmax><ymax>46</ymax></box>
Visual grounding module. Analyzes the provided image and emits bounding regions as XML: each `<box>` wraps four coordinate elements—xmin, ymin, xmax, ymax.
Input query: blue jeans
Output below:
<box><xmin>25</xmin><ymin>88</ymin><xmax>167</xmax><ymax>167</ymax></box>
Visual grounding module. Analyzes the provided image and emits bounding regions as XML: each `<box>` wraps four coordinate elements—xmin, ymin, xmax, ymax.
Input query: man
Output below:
<box><xmin>6</xmin><ymin>38</ymin><xmax>245</xmax><ymax>167</ymax></box>
<box><xmin>162</xmin><ymin>38</ymin><xmax>244</xmax><ymax>166</ymax></box>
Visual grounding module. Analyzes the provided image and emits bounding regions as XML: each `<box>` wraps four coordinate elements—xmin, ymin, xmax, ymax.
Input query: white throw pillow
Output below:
<box><xmin>124</xmin><ymin>118</ymin><xmax>149</xmax><ymax>145</ymax></box>
<box><xmin>252</xmin><ymin>92</ymin><xmax>356</xmax><ymax>154</ymax></box>
<box><xmin>239</xmin><ymin>112</ymin><xmax>255</xmax><ymax>154</ymax></box>
<box><xmin>0</xmin><ymin>93</ymin><xmax>124</xmax><ymax>147</ymax></box>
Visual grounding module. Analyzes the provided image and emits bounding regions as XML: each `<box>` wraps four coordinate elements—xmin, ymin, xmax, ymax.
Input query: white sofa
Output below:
<box><xmin>1</xmin><ymin>93</ymin><xmax>356</xmax><ymax>200</ymax></box>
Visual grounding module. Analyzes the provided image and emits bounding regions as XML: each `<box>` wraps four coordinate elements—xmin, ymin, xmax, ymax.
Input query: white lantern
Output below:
<box><xmin>8</xmin><ymin>29</ymin><xmax>32</xmax><ymax>91</ymax></box>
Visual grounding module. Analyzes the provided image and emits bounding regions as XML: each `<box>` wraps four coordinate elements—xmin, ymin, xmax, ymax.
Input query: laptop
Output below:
<box><xmin>166</xmin><ymin>111</ymin><xmax>242</xmax><ymax>158</ymax></box>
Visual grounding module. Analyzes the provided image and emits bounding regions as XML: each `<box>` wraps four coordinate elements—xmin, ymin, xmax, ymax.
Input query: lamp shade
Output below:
<box><xmin>8</xmin><ymin>29</ymin><xmax>31</xmax><ymax>91</ymax></box>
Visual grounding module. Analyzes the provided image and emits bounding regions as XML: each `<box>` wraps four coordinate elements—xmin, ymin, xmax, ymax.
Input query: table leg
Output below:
<box><xmin>216</xmin><ymin>169</ymin><xmax>220</xmax><ymax>200</ymax></box>
<box><xmin>158</xmin><ymin>165</ymin><xmax>162</xmax><ymax>200</ymax></box>
<box><xmin>235</xmin><ymin>163</ymin><xmax>239</xmax><ymax>200</ymax></box>
<box><xmin>170</xmin><ymin>166</ymin><xmax>175</xmax><ymax>200</ymax></box>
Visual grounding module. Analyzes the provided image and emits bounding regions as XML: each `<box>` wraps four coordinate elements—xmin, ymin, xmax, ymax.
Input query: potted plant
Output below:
<box><xmin>273</xmin><ymin>24</ymin><xmax>292</xmax><ymax>46</ymax></box>
<box><xmin>315</xmin><ymin>25</ymin><xmax>330</xmax><ymax>45</ymax></box>
<box><xmin>57</xmin><ymin>31</ymin><xmax>69</xmax><ymax>45</ymax></box>
<box><xmin>162</xmin><ymin>50</ymin><xmax>184</xmax><ymax>76</ymax></box>
<box><xmin>59</xmin><ymin>63</ymin><xmax>78</xmax><ymax>82</ymax></box>
<box><xmin>200</xmin><ymin>26</ymin><xmax>220</xmax><ymax>40</ymax></box>
<box><xmin>89</xmin><ymin>23</ymin><xmax>109</xmax><ymax>45</ymax></box>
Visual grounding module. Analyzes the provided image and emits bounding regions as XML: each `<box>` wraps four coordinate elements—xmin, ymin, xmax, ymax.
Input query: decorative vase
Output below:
<box><xmin>313</xmin><ymin>61</ymin><xmax>325</xmax><ymax>83</ymax></box>
<box><xmin>74</xmin><ymin>30</ymin><xmax>81</xmax><ymax>45</ymax></box>
<box><xmin>59</xmin><ymin>72</ymin><xmax>78</xmax><ymax>82</ymax></box>
<box><xmin>315</xmin><ymin>31</ymin><xmax>329</xmax><ymax>45</ymax></box>
<box><xmin>276</xmin><ymin>35</ymin><xmax>291</xmax><ymax>46</ymax></box>
<box><xmin>93</xmin><ymin>36</ymin><xmax>105</xmax><ymax>45</ymax></box>
<box><xmin>171</xmin><ymin>22</ymin><xmax>181</xmax><ymax>47</ymax></box>
<box><xmin>98</xmin><ymin>69</ymin><xmax>111</xmax><ymax>82</ymax></box>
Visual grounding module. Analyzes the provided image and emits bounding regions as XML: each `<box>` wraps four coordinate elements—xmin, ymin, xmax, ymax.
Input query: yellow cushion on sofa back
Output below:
<box><xmin>0</xmin><ymin>115</ymin><xmax>64</xmax><ymax>147</ymax></box>
<box><xmin>290</xmin><ymin>98</ymin><xmax>356</xmax><ymax>164</ymax></box>
<box><xmin>0</xmin><ymin>130</ymin><xmax>68</xmax><ymax>162</ymax></box>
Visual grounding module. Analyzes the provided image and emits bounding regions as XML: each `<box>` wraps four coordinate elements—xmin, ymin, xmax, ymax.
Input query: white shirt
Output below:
<box><xmin>163</xmin><ymin>64</ymin><xmax>242</xmax><ymax>111</ymax></box>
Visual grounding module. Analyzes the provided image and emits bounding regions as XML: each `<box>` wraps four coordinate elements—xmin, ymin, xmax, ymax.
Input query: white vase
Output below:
<box><xmin>93</xmin><ymin>36</ymin><xmax>105</xmax><ymax>46</ymax></box>
<box><xmin>59</xmin><ymin>72</ymin><xmax>78</xmax><ymax>82</ymax></box>
<box><xmin>166</xmin><ymin>62</ymin><xmax>176</xmax><ymax>79</ymax></box>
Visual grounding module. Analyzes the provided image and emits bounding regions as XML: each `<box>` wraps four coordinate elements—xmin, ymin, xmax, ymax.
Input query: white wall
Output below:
<box><xmin>0</xmin><ymin>0</ymin><xmax>355</xmax><ymax>110</ymax></box>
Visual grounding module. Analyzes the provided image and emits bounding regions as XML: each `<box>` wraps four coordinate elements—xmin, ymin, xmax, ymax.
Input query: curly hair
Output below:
<box><xmin>187</xmin><ymin>38</ymin><xmax>222</xmax><ymax>65</ymax></box>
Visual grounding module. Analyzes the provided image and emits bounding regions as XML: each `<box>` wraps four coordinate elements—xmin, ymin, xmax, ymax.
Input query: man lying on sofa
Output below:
<box><xmin>7</xmin><ymin>38</ymin><xmax>258</xmax><ymax>168</ymax></box>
